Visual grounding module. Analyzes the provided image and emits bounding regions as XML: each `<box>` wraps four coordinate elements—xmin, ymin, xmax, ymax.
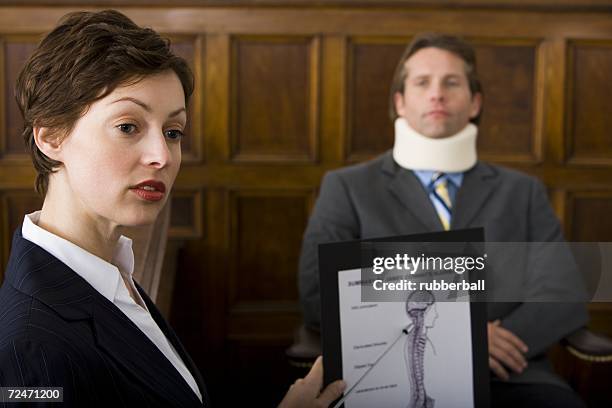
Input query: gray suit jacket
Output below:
<box><xmin>299</xmin><ymin>151</ymin><xmax>588</xmax><ymax>386</ymax></box>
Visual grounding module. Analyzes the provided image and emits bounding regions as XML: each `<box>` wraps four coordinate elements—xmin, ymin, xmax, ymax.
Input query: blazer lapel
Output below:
<box><xmin>382</xmin><ymin>153</ymin><xmax>445</xmax><ymax>231</ymax></box>
<box><xmin>136</xmin><ymin>283</ymin><xmax>209</xmax><ymax>405</ymax></box>
<box><xmin>452</xmin><ymin>162</ymin><xmax>499</xmax><ymax>230</ymax></box>
<box><xmin>91</xmin><ymin>300</ymin><xmax>202</xmax><ymax>406</ymax></box>
<box><xmin>8</xmin><ymin>230</ymin><xmax>201</xmax><ymax>407</ymax></box>
<box><xmin>6</xmin><ymin>231</ymin><xmax>95</xmax><ymax>322</ymax></box>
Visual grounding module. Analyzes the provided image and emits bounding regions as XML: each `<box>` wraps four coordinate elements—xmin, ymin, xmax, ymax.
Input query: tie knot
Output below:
<box><xmin>430</xmin><ymin>174</ymin><xmax>453</xmax><ymax>211</ymax></box>
<box><xmin>430</xmin><ymin>172</ymin><xmax>449</xmax><ymax>191</ymax></box>
<box><xmin>431</xmin><ymin>172</ymin><xmax>445</xmax><ymax>183</ymax></box>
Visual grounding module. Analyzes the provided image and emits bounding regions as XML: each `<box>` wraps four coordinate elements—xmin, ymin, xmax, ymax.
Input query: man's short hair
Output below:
<box><xmin>15</xmin><ymin>10</ymin><xmax>194</xmax><ymax>196</ymax></box>
<box><xmin>388</xmin><ymin>32</ymin><xmax>483</xmax><ymax>123</ymax></box>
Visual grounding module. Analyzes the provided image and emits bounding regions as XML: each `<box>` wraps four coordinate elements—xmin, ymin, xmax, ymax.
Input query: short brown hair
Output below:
<box><xmin>16</xmin><ymin>10</ymin><xmax>194</xmax><ymax>196</ymax></box>
<box><xmin>388</xmin><ymin>32</ymin><xmax>482</xmax><ymax>123</ymax></box>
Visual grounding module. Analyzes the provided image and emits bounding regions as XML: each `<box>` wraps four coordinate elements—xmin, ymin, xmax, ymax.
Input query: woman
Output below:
<box><xmin>0</xmin><ymin>10</ymin><xmax>343</xmax><ymax>407</ymax></box>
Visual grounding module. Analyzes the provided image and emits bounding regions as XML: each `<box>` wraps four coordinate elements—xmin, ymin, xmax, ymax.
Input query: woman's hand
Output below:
<box><xmin>278</xmin><ymin>356</ymin><xmax>346</xmax><ymax>408</ymax></box>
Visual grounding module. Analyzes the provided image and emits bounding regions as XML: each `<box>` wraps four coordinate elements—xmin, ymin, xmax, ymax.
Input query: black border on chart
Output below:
<box><xmin>319</xmin><ymin>228</ymin><xmax>489</xmax><ymax>408</ymax></box>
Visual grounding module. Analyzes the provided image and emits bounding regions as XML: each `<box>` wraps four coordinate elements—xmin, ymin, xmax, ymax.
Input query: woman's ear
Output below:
<box><xmin>33</xmin><ymin>127</ymin><xmax>64</xmax><ymax>161</ymax></box>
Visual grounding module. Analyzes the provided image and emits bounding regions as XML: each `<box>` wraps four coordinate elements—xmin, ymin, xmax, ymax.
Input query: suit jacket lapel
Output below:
<box><xmin>382</xmin><ymin>152</ymin><xmax>445</xmax><ymax>231</ymax></box>
<box><xmin>92</xmin><ymin>300</ymin><xmax>202</xmax><ymax>406</ymax></box>
<box><xmin>136</xmin><ymin>283</ymin><xmax>209</xmax><ymax>406</ymax></box>
<box><xmin>6</xmin><ymin>231</ymin><xmax>95</xmax><ymax>321</ymax></box>
<box><xmin>452</xmin><ymin>162</ymin><xmax>499</xmax><ymax>230</ymax></box>
<box><xmin>8</xmin><ymin>230</ymin><xmax>201</xmax><ymax>406</ymax></box>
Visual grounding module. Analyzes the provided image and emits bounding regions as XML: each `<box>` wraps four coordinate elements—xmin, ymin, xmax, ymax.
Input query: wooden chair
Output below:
<box><xmin>123</xmin><ymin>200</ymin><xmax>178</xmax><ymax>317</ymax></box>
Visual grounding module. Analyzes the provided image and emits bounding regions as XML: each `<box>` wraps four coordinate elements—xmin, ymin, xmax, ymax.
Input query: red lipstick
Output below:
<box><xmin>130</xmin><ymin>180</ymin><xmax>166</xmax><ymax>202</ymax></box>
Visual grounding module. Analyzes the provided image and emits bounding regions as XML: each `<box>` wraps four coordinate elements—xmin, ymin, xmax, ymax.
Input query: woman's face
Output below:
<box><xmin>56</xmin><ymin>70</ymin><xmax>185</xmax><ymax>228</ymax></box>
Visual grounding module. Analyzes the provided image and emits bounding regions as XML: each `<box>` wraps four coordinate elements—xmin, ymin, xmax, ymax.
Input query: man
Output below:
<box><xmin>299</xmin><ymin>32</ymin><xmax>588</xmax><ymax>407</ymax></box>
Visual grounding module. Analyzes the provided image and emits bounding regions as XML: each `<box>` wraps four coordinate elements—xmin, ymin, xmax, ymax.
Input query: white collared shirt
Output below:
<box><xmin>21</xmin><ymin>211</ymin><xmax>203</xmax><ymax>403</ymax></box>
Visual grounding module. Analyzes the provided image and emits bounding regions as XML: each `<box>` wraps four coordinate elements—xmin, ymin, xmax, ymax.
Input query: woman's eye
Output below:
<box><xmin>165</xmin><ymin>129</ymin><xmax>184</xmax><ymax>140</ymax></box>
<box><xmin>117</xmin><ymin>123</ymin><xmax>137</xmax><ymax>134</ymax></box>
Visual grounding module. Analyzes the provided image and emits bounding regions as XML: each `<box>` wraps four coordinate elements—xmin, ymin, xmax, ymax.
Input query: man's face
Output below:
<box><xmin>394</xmin><ymin>47</ymin><xmax>482</xmax><ymax>139</ymax></box>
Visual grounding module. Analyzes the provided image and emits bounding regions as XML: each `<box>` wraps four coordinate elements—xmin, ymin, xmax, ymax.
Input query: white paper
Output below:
<box><xmin>337</xmin><ymin>268</ymin><xmax>475</xmax><ymax>408</ymax></box>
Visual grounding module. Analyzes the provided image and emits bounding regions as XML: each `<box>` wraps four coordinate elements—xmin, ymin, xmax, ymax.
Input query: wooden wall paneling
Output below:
<box><xmin>3</xmin><ymin>191</ymin><xmax>42</xmax><ymax>250</ymax></box>
<box><xmin>201</xmin><ymin>188</ymin><xmax>231</xmax><ymax>392</ymax></box>
<box><xmin>320</xmin><ymin>35</ymin><xmax>347</xmax><ymax>164</ymax></box>
<box><xmin>0</xmin><ymin>190</ymin><xmax>42</xmax><ymax>282</ymax></box>
<box><xmin>472</xmin><ymin>37</ymin><xmax>542</xmax><ymax>164</ymax></box>
<box><xmin>200</xmin><ymin>189</ymin><xmax>234</xmax><ymax>362</ymax></box>
<box><xmin>345</xmin><ymin>37</ymin><xmax>408</xmax><ymax>162</ymax></box>
<box><xmin>309</xmin><ymin>37</ymin><xmax>320</xmax><ymax>163</ymax></box>
<box><xmin>230</xmin><ymin>35</ymin><xmax>320</xmax><ymax>163</ymax></box>
<box><xmin>168</xmin><ymin>34</ymin><xmax>204</xmax><ymax>163</ymax></box>
<box><xmin>565</xmin><ymin>190</ymin><xmax>612</xmax><ymax>339</ymax></box>
<box><xmin>166</xmin><ymin>188</ymin><xmax>230</xmax><ymax>407</ymax></box>
<box><xmin>541</xmin><ymin>38</ymin><xmax>567</xmax><ymax>165</ymax></box>
<box><xmin>169</xmin><ymin>189</ymin><xmax>204</xmax><ymax>239</ymax></box>
<box><xmin>5</xmin><ymin>1</ymin><xmax>612</xmax><ymax>10</ymax></box>
<box><xmin>549</xmin><ymin>188</ymin><xmax>567</xmax><ymax>230</ymax></box>
<box><xmin>567</xmin><ymin>190</ymin><xmax>612</xmax><ymax>242</ymax></box>
<box><xmin>183</xmin><ymin>189</ymin><xmax>231</xmax><ymax>404</ymax></box>
<box><xmin>225</xmin><ymin>189</ymin><xmax>314</xmax><ymax>406</ymax></box>
<box><xmin>0</xmin><ymin>162</ymin><xmax>36</xmax><ymax>189</ymax></box>
<box><xmin>566</xmin><ymin>39</ymin><xmax>612</xmax><ymax>166</ymax></box>
<box><xmin>1</xmin><ymin>36</ymin><xmax>38</xmax><ymax>160</ymax></box>
<box><xmin>204</xmin><ymin>34</ymin><xmax>231</xmax><ymax>163</ymax></box>
<box><xmin>0</xmin><ymin>8</ymin><xmax>612</xmax><ymax>39</ymax></box>
<box><xmin>228</xmin><ymin>189</ymin><xmax>313</xmax><ymax>308</ymax></box>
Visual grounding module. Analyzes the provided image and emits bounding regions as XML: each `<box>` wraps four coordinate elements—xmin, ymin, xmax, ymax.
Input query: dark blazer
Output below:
<box><xmin>299</xmin><ymin>151</ymin><xmax>588</xmax><ymax>386</ymax></box>
<box><xmin>0</xmin><ymin>228</ymin><xmax>209</xmax><ymax>407</ymax></box>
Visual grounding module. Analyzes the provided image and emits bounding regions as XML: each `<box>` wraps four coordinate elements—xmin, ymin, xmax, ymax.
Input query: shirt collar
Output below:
<box><xmin>413</xmin><ymin>170</ymin><xmax>464</xmax><ymax>189</ymax></box>
<box><xmin>21</xmin><ymin>211</ymin><xmax>135</xmax><ymax>303</ymax></box>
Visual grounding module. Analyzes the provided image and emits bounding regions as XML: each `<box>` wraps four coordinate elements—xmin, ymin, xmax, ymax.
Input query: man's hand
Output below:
<box><xmin>278</xmin><ymin>356</ymin><xmax>346</xmax><ymax>408</ymax></box>
<box><xmin>487</xmin><ymin>320</ymin><xmax>529</xmax><ymax>381</ymax></box>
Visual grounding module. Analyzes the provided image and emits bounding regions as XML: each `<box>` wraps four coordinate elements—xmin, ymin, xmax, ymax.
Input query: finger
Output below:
<box><xmin>494</xmin><ymin>326</ymin><xmax>529</xmax><ymax>353</ymax></box>
<box><xmin>316</xmin><ymin>380</ymin><xmax>346</xmax><ymax>408</ymax></box>
<box><xmin>488</xmin><ymin>325</ymin><xmax>528</xmax><ymax>362</ymax></box>
<box><xmin>488</xmin><ymin>326</ymin><xmax>527</xmax><ymax>370</ymax></box>
<box><xmin>303</xmin><ymin>356</ymin><xmax>324</xmax><ymax>390</ymax></box>
<box><xmin>490</xmin><ymin>337</ymin><xmax>527</xmax><ymax>373</ymax></box>
<box><xmin>494</xmin><ymin>334</ymin><xmax>527</xmax><ymax>366</ymax></box>
<box><xmin>489</xmin><ymin>357</ymin><xmax>509</xmax><ymax>381</ymax></box>
<box><xmin>490</xmin><ymin>347</ymin><xmax>525</xmax><ymax>374</ymax></box>
<box><xmin>496</xmin><ymin>327</ymin><xmax>528</xmax><ymax>353</ymax></box>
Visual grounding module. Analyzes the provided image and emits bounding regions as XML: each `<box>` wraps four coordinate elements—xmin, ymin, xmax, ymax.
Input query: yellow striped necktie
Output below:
<box><xmin>431</xmin><ymin>173</ymin><xmax>452</xmax><ymax>231</ymax></box>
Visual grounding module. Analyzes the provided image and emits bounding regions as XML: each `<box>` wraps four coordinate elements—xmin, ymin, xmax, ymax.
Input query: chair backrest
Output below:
<box><xmin>124</xmin><ymin>201</ymin><xmax>171</xmax><ymax>303</ymax></box>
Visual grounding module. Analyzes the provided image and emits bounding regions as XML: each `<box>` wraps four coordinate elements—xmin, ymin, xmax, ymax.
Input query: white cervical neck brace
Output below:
<box><xmin>392</xmin><ymin>118</ymin><xmax>478</xmax><ymax>173</ymax></box>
